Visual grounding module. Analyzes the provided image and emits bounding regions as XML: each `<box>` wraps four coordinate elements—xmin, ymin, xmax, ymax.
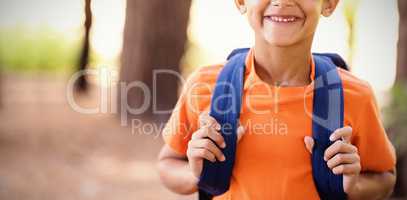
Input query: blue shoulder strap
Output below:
<box><xmin>198</xmin><ymin>49</ymin><xmax>247</xmax><ymax>197</ymax></box>
<box><xmin>312</xmin><ymin>56</ymin><xmax>347</xmax><ymax>200</ymax></box>
<box><xmin>198</xmin><ymin>48</ymin><xmax>347</xmax><ymax>200</ymax></box>
<box><xmin>313</xmin><ymin>53</ymin><xmax>349</xmax><ymax>71</ymax></box>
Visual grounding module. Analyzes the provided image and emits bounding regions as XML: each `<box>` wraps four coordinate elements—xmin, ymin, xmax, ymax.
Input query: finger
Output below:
<box><xmin>198</xmin><ymin>111</ymin><xmax>210</xmax><ymax>127</ymax></box>
<box><xmin>189</xmin><ymin>139</ymin><xmax>225</xmax><ymax>162</ymax></box>
<box><xmin>192</xmin><ymin>127</ymin><xmax>226</xmax><ymax>148</ymax></box>
<box><xmin>330</xmin><ymin>126</ymin><xmax>352</xmax><ymax>143</ymax></box>
<box><xmin>332</xmin><ymin>163</ymin><xmax>361</xmax><ymax>175</ymax></box>
<box><xmin>237</xmin><ymin>125</ymin><xmax>246</xmax><ymax>142</ymax></box>
<box><xmin>324</xmin><ymin>140</ymin><xmax>358</xmax><ymax>161</ymax></box>
<box><xmin>199</xmin><ymin>112</ymin><xmax>221</xmax><ymax>130</ymax></box>
<box><xmin>327</xmin><ymin>153</ymin><xmax>360</xmax><ymax>169</ymax></box>
<box><xmin>188</xmin><ymin>148</ymin><xmax>216</xmax><ymax>163</ymax></box>
<box><xmin>304</xmin><ymin>136</ymin><xmax>315</xmax><ymax>154</ymax></box>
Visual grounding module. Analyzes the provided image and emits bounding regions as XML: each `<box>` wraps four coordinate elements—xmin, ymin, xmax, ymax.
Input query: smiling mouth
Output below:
<box><xmin>264</xmin><ymin>15</ymin><xmax>301</xmax><ymax>23</ymax></box>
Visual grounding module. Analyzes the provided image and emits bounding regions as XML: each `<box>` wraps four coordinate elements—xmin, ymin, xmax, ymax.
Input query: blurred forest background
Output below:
<box><xmin>0</xmin><ymin>0</ymin><xmax>405</xmax><ymax>199</ymax></box>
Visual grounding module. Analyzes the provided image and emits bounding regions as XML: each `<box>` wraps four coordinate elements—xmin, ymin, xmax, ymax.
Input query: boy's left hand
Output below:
<box><xmin>304</xmin><ymin>126</ymin><xmax>361</xmax><ymax>194</ymax></box>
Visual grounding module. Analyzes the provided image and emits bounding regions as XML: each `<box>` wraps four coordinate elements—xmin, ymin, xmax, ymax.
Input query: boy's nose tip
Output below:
<box><xmin>271</xmin><ymin>0</ymin><xmax>295</xmax><ymax>7</ymax></box>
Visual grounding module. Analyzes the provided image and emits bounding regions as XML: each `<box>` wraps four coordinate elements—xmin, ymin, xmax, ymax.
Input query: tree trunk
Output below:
<box><xmin>397</xmin><ymin>0</ymin><xmax>407</xmax><ymax>82</ymax></box>
<box><xmin>75</xmin><ymin>0</ymin><xmax>92</xmax><ymax>92</ymax></box>
<box><xmin>0</xmin><ymin>70</ymin><xmax>2</xmax><ymax>108</ymax></box>
<box><xmin>119</xmin><ymin>0</ymin><xmax>191</xmax><ymax>123</ymax></box>
<box><xmin>392</xmin><ymin>0</ymin><xmax>407</xmax><ymax>198</ymax></box>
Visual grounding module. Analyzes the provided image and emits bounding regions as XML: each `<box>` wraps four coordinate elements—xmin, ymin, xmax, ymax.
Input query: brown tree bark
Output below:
<box><xmin>392</xmin><ymin>0</ymin><xmax>407</xmax><ymax>198</ymax></box>
<box><xmin>75</xmin><ymin>0</ymin><xmax>92</xmax><ymax>92</ymax></box>
<box><xmin>119</xmin><ymin>0</ymin><xmax>191</xmax><ymax>122</ymax></box>
<box><xmin>397</xmin><ymin>0</ymin><xmax>407</xmax><ymax>82</ymax></box>
<box><xmin>0</xmin><ymin>70</ymin><xmax>2</xmax><ymax>108</ymax></box>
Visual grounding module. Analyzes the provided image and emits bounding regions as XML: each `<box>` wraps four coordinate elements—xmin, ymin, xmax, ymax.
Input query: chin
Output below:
<box><xmin>262</xmin><ymin>33</ymin><xmax>299</xmax><ymax>47</ymax></box>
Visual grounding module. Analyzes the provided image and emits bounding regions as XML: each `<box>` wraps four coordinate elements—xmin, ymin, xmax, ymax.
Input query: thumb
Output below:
<box><xmin>304</xmin><ymin>136</ymin><xmax>314</xmax><ymax>154</ymax></box>
<box><xmin>237</xmin><ymin>125</ymin><xmax>246</xmax><ymax>142</ymax></box>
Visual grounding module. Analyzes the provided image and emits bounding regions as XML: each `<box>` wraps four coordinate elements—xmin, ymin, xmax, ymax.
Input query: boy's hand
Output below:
<box><xmin>187</xmin><ymin>112</ymin><xmax>245</xmax><ymax>180</ymax></box>
<box><xmin>304</xmin><ymin>126</ymin><xmax>361</xmax><ymax>194</ymax></box>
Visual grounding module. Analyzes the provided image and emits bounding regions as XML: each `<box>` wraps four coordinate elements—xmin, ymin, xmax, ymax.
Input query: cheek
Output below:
<box><xmin>245</xmin><ymin>0</ymin><xmax>269</xmax><ymax>30</ymax></box>
<box><xmin>300</xmin><ymin>2</ymin><xmax>323</xmax><ymax>32</ymax></box>
<box><xmin>303</xmin><ymin>0</ymin><xmax>323</xmax><ymax>20</ymax></box>
<box><xmin>246</xmin><ymin>11</ymin><xmax>260</xmax><ymax>33</ymax></box>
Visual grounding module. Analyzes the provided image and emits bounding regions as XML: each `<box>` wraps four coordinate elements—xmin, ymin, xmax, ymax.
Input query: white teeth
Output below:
<box><xmin>269</xmin><ymin>16</ymin><xmax>296</xmax><ymax>23</ymax></box>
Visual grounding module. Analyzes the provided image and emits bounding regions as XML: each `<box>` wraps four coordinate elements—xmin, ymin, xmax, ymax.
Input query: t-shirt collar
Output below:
<box><xmin>243</xmin><ymin>48</ymin><xmax>315</xmax><ymax>91</ymax></box>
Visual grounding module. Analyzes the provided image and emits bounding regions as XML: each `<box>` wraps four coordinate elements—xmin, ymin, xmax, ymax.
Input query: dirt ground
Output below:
<box><xmin>0</xmin><ymin>73</ymin><xmax>195</xmax><ymax>200</ymax></box>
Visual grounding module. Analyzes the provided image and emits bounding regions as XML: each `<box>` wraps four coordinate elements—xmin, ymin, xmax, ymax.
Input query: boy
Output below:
<box><xmin>158</xmin><ymin>0</ymin><xmax>396</xmax><ymax>199</ymax></box>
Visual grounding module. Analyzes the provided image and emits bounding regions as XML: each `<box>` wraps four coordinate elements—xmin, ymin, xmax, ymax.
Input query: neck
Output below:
<box><xmin>253</xmin><ymin>37</ymin><xmax>313</xmax><ymax>87</ymax></box>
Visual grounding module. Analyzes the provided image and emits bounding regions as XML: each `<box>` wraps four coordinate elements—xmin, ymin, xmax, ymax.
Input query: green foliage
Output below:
<box><xmin>342</xmin><ymin>0</ymin><xmax>360</xmax><ymax>64</ymax></box>
<box><xmin>343</xmin><ymin>0</ymin><xmax>360</xmax><ymax>25</ymax></box>
<box><xmin>385</xmin><ymin>82</ymin><xmax>407</xmax><ymax>155</ymax></box>
<box><xmin>0</xmin><ymin>26</ymin><xmax>81</xmax><ymax>73</ymax></box>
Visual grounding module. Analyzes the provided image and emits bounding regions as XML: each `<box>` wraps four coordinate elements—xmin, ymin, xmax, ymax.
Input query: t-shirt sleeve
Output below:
<box><xmin>161</xmin><ymin>70</ymin><xmax>213</xmax><ymax>155</ymax></box>
<box><xmin>352</xmin><ymin>85</ymin><xmax>396</xmax><ymax>172</ymax></box>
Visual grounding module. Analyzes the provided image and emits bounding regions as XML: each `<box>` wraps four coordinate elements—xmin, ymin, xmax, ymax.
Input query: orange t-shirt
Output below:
<box><xmin>162</xmin><ymin>48</ymin><xmax>396</xmax><ymax>200</ymax></box>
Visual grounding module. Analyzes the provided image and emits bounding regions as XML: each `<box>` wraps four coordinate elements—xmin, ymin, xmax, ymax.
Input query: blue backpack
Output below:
<box><xmin>198</xmin><ymin>48</ymin><xmax>349</xmax><ymax>200</ymax></box>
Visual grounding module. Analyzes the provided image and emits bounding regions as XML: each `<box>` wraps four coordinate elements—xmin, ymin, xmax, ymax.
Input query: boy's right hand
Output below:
<box><xmin>186</xmin><ymin>112</ymin><xmax>246</xmax><ymax>180</ymax></box>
